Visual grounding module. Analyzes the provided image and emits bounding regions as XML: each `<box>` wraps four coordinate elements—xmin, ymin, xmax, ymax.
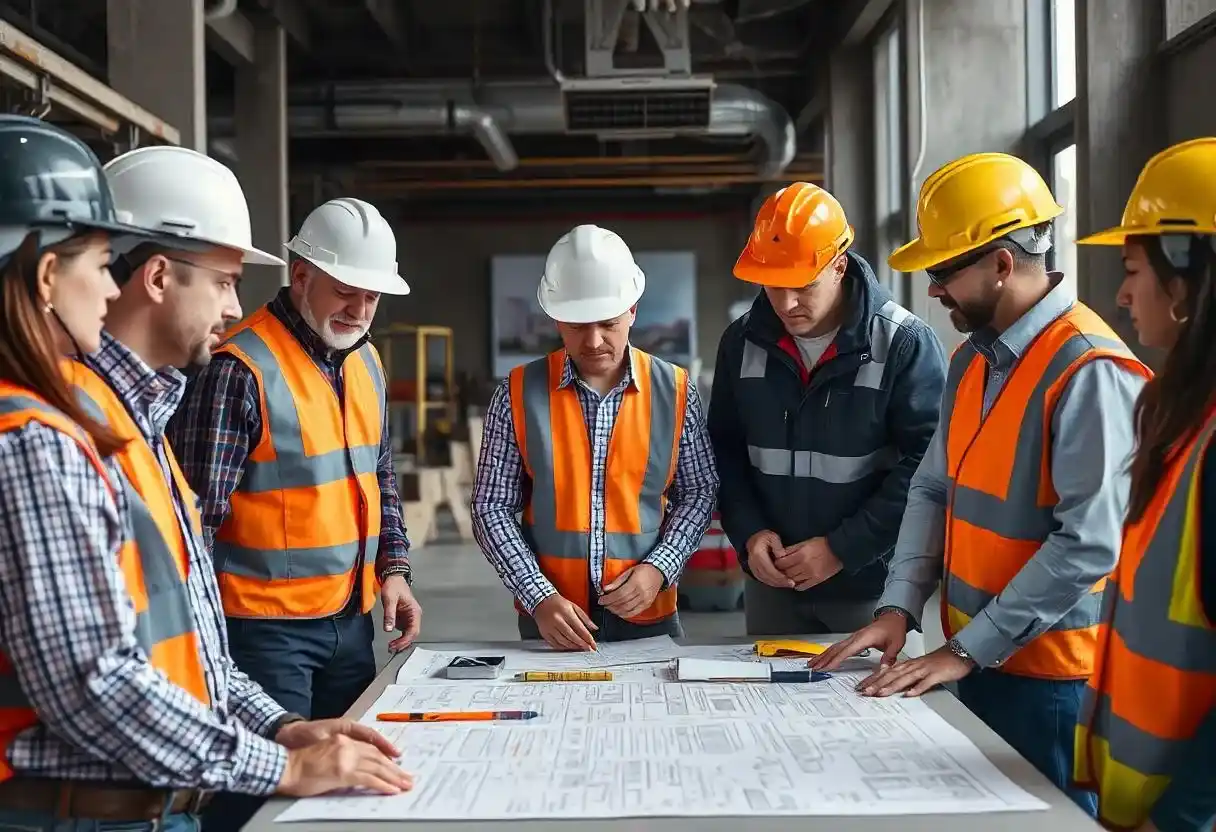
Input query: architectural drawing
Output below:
<box><xmin>276</xmin><ymin>676</ymin><xmax>1049</xmax><ymax>822</ymax></box>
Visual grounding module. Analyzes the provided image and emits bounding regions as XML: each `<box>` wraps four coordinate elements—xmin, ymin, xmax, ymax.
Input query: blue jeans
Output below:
<box><xmin>0</xmin><ymin>808</ymin><xmax>197</xmax><ymax>831</ymax></box>
<box><xmin>202</xmin><ymin>612</ymin><xmax>377</xmax><ymax>832</ymax></box>
<box><xmin>956</xmin><ymin>670</ymin><xmax>1098</xmax><ymax>818</ymax></box>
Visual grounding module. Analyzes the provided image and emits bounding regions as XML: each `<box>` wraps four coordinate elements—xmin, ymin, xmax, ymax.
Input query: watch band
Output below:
<box><xmin>268</xmin><ymin>712</ymin><xmax>307</xmax><ymax>739</ymax></box>
<box><xmin>380</xmin><ymin>562</ymin><xmax>413</xmax><ymax>585</ymax></box>
<box><xmin>946</xmin><ymin>638</ymin><xmax>975</xmax><ymax>665</ymax></box>
<box><xmin>874</xmin><ymin>605</ymin><xmax>908</xmax><ymax>620</ymax></box>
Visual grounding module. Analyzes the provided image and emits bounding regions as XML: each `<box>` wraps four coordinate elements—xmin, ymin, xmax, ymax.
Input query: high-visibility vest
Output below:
<box><xmin>1074</xmin><ymin>410</ymin><xmax>1216</xmax><ymax>830</ymax></box>
<box><xmin>941</xmin><ymin>302</ymin><xmax>1151</xmax><ymax>680</ymax></box>
<box><xmin>212</xmin><ymin>305</ymin><xmax>386</xmax><ymax>618</ymax></box>
<box><xmin>0</xmin><ymin>380</ymin><xmax>208</xmax><ymax>781</ymax></box>
<box><xmin>507</xmin><ymin>348</ymin><xmax>687</xmax><ymax>624</ymax></box>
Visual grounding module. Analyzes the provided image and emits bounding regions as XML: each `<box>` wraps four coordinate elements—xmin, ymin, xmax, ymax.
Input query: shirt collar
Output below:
<box><xmin>556</xmin><ymin>348</ymin><xmax>639</xmax><ymax>392</ymax></box>
<box><xmin>268</xmin><ymin>286</ymin><xmax>368</xmax><ymax>365</ymax></box>
<box><xmin>970</xmin><ymin>271</ymin><xmax>1075</xmax><ymax>369</ymax></box>
<box><xmin>86</xmin><ymin>331</ymin><xmax>186</xmax><ymax>438</ymax></box>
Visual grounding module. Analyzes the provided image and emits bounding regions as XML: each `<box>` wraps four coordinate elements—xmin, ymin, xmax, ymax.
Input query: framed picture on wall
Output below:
<box><xmin>489</xmin><ymin>251</ymin><xmax>698</xmax><ymax>379</ymax></box>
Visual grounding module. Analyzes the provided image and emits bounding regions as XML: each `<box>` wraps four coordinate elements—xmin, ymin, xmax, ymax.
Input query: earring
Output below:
<box><xmin>1169</xmin><ymin>305</ymin><xmax>1190</xmax><ymax>324</ymax></box>
<box><xmin>42</xmin><ymin>302</ymin><xmax>52</xmax><ymax>315</ymax></box>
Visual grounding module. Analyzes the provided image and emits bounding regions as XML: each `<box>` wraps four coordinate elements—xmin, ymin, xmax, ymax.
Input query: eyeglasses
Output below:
<box><xmin>924</xmin><ymin>244</ymin><xmax>1004</xmax><ymax>286</ymax></box>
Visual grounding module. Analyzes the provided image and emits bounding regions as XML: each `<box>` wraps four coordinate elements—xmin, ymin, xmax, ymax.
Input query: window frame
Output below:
<box><xmin>871</xmin><ymin>12</ymin><xmax>908</xmax><ymax>305</ymax></box>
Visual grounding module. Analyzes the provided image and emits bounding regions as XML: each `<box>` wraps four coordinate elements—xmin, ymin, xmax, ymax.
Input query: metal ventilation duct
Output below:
<box><xmin>209</xmin><ymin>81</ymin><xmax>796</xmax><ymax>177</ymax></box>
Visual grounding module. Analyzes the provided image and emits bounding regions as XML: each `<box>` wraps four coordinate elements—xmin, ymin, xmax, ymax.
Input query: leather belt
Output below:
<box><xmin>0</xmin><ymin>777</ymin><xmax>212</xmax><ymax>822</ymax></box>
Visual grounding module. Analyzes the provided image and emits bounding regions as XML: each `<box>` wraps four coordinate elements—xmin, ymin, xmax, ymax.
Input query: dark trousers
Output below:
<box><xmin>742</xmin><ymin>578</ymin><xmax>879</xmax><ymax>636</ymax></box>
<box><xmin>956</xmin><ymin>670</ymin><xmax>1099</xmax><ymax>818</ymax></box>
<box><xmin>201</xmin><ymin>612</ymin><xmax>377</xmax><ymax>832</ymax></box>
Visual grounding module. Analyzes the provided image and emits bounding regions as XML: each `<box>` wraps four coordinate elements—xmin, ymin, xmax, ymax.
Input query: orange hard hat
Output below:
<box><xmin>733</xmin><ymin>182</ymin><xmax>855</xmax><ymax>288</ymax></box>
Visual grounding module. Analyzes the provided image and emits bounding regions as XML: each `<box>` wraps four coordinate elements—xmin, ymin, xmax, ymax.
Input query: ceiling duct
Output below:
<box><xmin>210</xmin><ymin>80</ymin><xmax>796</xmax><ymax>177</ymax></box>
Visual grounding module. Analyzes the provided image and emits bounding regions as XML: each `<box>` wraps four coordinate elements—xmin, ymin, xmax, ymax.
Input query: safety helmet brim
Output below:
<box><xmin>141</xmin><ymin>223</ymin><xmax>286</xmax><ymax>266</ymax></box>
<box><xmin>1077</xmin><ymin>222</ymin><xmax>1216</xmax><ymax>247</ymax></box>
<box><xmin>887</xmin><ymin>237</ymin><xmax>953</xmax><ymax>273</ymax></box>
<box><xmin>732</xmin><ymin>250</ymin><xmax>837</xmax><ymax>289</ymax></box>
<box><xmin>536</xmin><ymin>278</ymin><xmax>643</xmax><ymax>324</ymax></box>
<box><xmin>287</xmin><ymin>243</ymin><xmax>410</xmax><ymax>295</ymax></box>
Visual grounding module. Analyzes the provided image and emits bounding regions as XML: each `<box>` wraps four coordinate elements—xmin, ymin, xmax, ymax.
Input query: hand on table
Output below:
<box><xmin>276</xmin><ymin>718</ymin><xmax>398</xmax><ymax>755</ymax></box>
<box><xmin>809</xmin><ymin>610</ymin><xmax>908</xmax><ymax>671</ymax></box>
<box><xmin>381</xmin><ymin>575</ymin><xmax>422</xmax><ymax>652</ymax></box>
<box><xmin>853</xmin><ymin>644</ymin><xmax>974</xmax><ymax>698</ymax></box>
<box><xmin>599</xmin><ymin>563</ymin><xmax>664</xmax><ymax>619</ymax></box>
<box><xmin>773</xmin><ymin>536</ymin><xmax>843</xmax><ymax>591</ymax></box>
<box><xmin>276</xmin><ymin>733</ymin><xmax>413</xmax><ymax>797</ymax></box>
<box><xmin>532</xmin><ymin>593</ymin><xmax>598</xmax><ymax>651</ymax></box>
<box><xmin>745</xmin><ymin>530</ymin><xmax>794</xmax><ymax>588</ymax></box>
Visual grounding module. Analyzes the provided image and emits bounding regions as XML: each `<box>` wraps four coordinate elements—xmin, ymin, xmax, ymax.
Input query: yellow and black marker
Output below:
<box><xmin>516</xmin><ymin>670</ymin><xmax>613</xmax><ymax>682</ymax></box>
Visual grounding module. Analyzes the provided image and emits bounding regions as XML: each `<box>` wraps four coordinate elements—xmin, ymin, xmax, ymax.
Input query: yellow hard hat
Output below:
<box><xmin>888</xmin><ymin>152</ymin><xmax>1064</xmax><ymax>273</ymax></box>
<box><xmin>1077</xmin><ymin>137</ymin><xmax>1216</xmax><ymax>246</ymax></box>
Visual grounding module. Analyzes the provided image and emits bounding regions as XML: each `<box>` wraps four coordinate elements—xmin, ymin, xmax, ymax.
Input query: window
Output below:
<box><xmin>873</xmin><ymin>25</ymin><xmax>904</xmax><ymax>302</ymax></box>
<box><xmin>1051</xmin><ymin>143</ymin><xmax>1078</xmax><ymax>296</ymax></box>
<box><xmin>1050</xmin><ymin>0</ymin><xmax>1075</xmax><ymax>107</ymax></box>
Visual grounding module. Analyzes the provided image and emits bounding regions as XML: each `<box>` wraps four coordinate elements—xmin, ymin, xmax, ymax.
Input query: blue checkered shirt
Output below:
<box><xmin>166</xmin><ymin>288</ymin><xmax>411</xmax><ymax>582</ymax></box>
<box><xmin>471</xmin><ymin>351</ymin><xmax>719</xmax><ymax>613</ymax></box>
<box><xmin>0</xmin><ymin>333</ymin><xmax>287</xmax><ymax>793</ymax></box>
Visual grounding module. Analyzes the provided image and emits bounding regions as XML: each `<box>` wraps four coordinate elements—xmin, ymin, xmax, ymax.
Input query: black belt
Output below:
<box><xmin>0</xmin><ymin>777</ymin><xmax>212</xmax><ymax>823</ymax></box>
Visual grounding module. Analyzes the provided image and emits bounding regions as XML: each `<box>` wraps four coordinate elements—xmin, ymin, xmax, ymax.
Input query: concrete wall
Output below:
<box><xmin>1166</xmin><ymin>36</ymin><xmax>1216</xmax><ymax>140</ymax></box>
<box><xmin>902</xmin><ymin>0</ymin><xmax>1030</xmax><ymax>354</ymax></box>
<box><xmin>378</xmin><ymin>213</ymin><xmax>755</xmax><ymax>381</ymax></box>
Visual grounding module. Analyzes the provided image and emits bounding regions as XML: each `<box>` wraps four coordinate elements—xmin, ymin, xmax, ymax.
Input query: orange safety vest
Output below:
<box><xmin>508</xmin><ymin>348</ymin><xmax>687</xmax><ymax>624</ymax></box>
<box><xmin>0</xmin><ymin>380</ymin><xmax>208</xmax><ymax>781</ymax></box>
<box><xmin>941</xmin><ymin>302</ymin><xmax>1151</xmax><ymax>680</ymax></box>
<box><xmin>1074</xmin><ymin>410</ymin><xmax>1216</xmax><ymax>830</ymax></box>
<box><xmin>212</xmin><ymin>305</ymin><xmax>386</xmax><ymax>618</ymax></box>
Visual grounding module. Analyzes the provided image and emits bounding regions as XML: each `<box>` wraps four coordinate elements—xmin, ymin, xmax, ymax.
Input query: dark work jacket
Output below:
<box><xmin>707</xmin><ymin>252</ymin><xmax>947</xmax><ymax>600</ymax></box>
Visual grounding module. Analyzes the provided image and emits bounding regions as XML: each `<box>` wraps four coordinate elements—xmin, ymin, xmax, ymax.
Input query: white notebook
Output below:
<box><xmin>675</xmin><ymin>657</ymin><xmax>770</xmax><ymax>682</ymax></box>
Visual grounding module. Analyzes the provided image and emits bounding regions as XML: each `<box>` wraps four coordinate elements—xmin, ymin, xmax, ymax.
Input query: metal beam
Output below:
<box><xmin>0</xmin><ymin>19</ymin><xmax>178</xmax><ymax>143</ymax></box>
<box><xmin>836</xmin><ymin>0</ymin><xmax>895</xmax><ymax>46</ymax></box>
<box><xmin>206</xmin><ymin>8</ymin><xmax>255</xmax><ymax>64</ymax></box>
<box><xmin>249</xmin><ymin>0</ymin><xmax>311</xmax><ymax>49</ymax></box>
<box><xmin>365</xmin><ymin>0</ymin><xmax>408</xmax><ymax>50</ymax></box>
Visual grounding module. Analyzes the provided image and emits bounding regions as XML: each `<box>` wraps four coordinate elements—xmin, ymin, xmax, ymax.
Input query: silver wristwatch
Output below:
<box><xmin>946</xmin><ymin>638</ymin><xmax>975</xmax><ymax>665</ymax></box>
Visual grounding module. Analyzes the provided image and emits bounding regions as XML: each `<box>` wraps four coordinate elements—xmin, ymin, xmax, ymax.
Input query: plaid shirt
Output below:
<box><xmin>0</xmin><ymin>334</ymin><xmax>287</xmax><ymax>794</ymax></box>
<box><xmin>167</xmin><ymin>289</ymin><xmax>411</xmax><ymax>585</ymax></box>
<box><xmin>471</xmin><ymin>351</ymin><xmax>719</xmax><ymax>613</ymax></box>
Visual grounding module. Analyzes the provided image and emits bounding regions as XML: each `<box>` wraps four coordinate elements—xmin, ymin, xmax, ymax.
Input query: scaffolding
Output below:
<box><xmin>373</xmin><ymin>323</ymin><xmax>456</xmax><ymax>467</ymax></box>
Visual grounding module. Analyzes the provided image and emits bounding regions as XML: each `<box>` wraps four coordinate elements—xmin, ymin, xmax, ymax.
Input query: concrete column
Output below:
<box><xmin>107</xmin><ymin>0</ymin><xmax>207</xmax><ymax>151</ymax></box>
<box><xmin>902</xmin><ymin>0</ymin><xmax>1030</xmax><ymax>353</ymax></box>
<box><xmin>235</xmin><ymin>21</ymin><xmax>290</xmax><ymax>312</ymax></box>
<box><xmin>1074</xmin><ymin>0</ymin><xmax>1165</xmax><ymax>360</ymax></box>
<box><xmin>826</xmin><ymin>47</ymin><xmax>877</xmax><ymax>268</ymax></box>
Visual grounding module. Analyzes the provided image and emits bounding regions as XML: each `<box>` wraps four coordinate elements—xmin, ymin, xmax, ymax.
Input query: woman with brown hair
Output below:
<box><xmin>1072</xmin><ymin>136</ymin><xmax>1216</xmax><ymax>832</ymax></box>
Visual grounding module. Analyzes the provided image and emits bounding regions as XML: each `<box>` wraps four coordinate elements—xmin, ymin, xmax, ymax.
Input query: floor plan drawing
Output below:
<box><xmin>276</xmin><ymin>676</ymin><xmax>1050</xmax><ymax>822</ymax></box>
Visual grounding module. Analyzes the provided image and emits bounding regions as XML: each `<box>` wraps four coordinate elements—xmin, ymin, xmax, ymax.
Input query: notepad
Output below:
<box><xmin>675</xmin><ymin>658</ymin><xmax>771</xmax><ymax>681</ymax></box>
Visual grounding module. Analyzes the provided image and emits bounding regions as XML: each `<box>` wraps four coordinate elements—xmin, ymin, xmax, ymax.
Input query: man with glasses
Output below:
<box><xmin>811</xmin><ymin>152</ymin><xmax>1151</xmax><ymax>817</ymax></box>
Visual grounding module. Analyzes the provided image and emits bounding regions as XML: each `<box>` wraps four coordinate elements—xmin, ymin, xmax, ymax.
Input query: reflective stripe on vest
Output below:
<box><xmin>508</xmin><ymin>348</ymin><xmax>687</xmax><ymax>624</ymax></box>
<box><xmin>940</xmin><ymin>302</ymin><xmax>1151</xmax><ymax>679</ymax></box>
<box><xmin>737</xmin><ymin>298</ymin><xmax>909</xmax><ymax>485</ymax></box>
<box><xmin>1073</xmin><ymin>413</ymin><xmax>1216</xmax><ymax>830</ymax></box>
<box><xmin>69</xmin><ymin>366</ymin><xmax>209</xmax><ymax>705</ymax></box>
<box><xmin>0</xmin><ymin>383</ymin><xmax>208</xmax><ymax>779</ymax></box>
<box><xmin>212</xmin><ymin>306</ymin><xmax>385</xmax><ymax>618</ymax></box>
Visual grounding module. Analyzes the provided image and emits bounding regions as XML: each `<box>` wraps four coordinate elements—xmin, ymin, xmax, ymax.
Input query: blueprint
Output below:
<box><xmin>276</xmin><ymin>674</ymin><xmax>1049</xmax><ymax>822</ymax></box>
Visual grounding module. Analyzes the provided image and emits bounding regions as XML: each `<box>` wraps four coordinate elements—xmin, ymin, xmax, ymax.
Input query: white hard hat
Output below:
<box><xmin>103</xmin><ymin>146</ymin><xmax>284</xmax><ymax>266</ymax></box>
<box><xmin>537</xmin><ymin>225</ymin><xmax>645</xmax><ymax>323</ymax></box>
<box><xmin>284</xmin><ymin>198</ymin><xmax>409</xmax><ymax>296</ymax></box>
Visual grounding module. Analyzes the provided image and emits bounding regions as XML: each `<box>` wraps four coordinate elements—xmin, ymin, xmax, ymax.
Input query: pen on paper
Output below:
<box><xmin>377</xmin><ymin>710</ymin><xmax>540</xmax><ymax>723</ymax></box>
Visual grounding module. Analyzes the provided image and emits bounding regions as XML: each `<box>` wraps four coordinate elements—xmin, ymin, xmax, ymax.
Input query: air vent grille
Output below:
<box><xmin>564</xmin><ymin>89</ymin><xmax>711</xmax><ymax>133</ymax></box>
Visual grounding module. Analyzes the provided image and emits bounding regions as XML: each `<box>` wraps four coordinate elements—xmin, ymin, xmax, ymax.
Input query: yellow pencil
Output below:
<box><xmin>517</xmin><ymin>670</ymin><xmax>613</xmax><ymax>682</ymax></box>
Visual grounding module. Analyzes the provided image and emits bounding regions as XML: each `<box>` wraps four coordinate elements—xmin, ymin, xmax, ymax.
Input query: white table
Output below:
<box><xmin>243</xmin><ymin>636</ymin><xmax>1103</xmax><ymax>831</ymax></box>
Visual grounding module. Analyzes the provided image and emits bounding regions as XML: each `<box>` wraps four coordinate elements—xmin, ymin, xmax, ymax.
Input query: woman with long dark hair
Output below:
<box><xmin>1072</xmin><ymin>136</ymin><xmax>1216</xmax><ymax>832</ymax></box>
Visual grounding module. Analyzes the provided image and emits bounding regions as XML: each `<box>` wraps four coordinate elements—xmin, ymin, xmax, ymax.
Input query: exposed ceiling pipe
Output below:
<box><xmin>205</xmin><ymin>0</ymin><xmax>238</xmax><ymax>21</ymax></box>
<box><xmin>209</xmin><ymin>81</ymin><xmax>796</xmax><ymax>177</ymax></box>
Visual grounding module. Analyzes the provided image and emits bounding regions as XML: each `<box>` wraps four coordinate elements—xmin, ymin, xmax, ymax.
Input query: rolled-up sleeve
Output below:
<box><xmin>469</xmin><ymin>381</ymin><xmax>557</xmax><ymax>613</ymax></box>
<box><xmin>953</xmin><ymin>359</ymin><xmax>1146</xmax><ymax>668</ymax></box>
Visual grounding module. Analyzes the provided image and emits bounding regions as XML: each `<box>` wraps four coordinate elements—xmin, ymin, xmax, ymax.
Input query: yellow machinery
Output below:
<box><xmin>372</xmin><ymin>323</ymin><xmax>456</xmax><ymax>467</ymax></box>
